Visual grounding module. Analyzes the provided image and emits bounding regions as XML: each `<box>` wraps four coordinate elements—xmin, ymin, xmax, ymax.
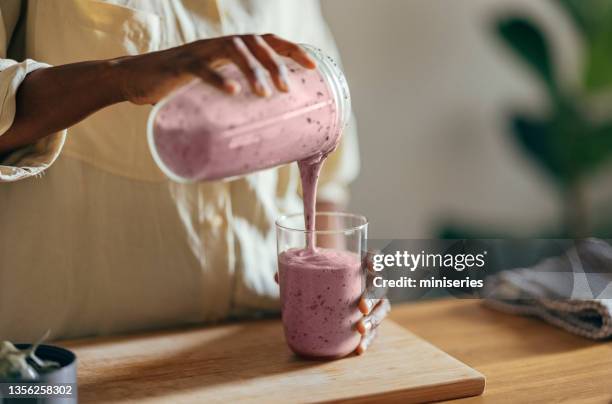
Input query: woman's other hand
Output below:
<box><xmin>115</xmin><ymin>34</ymin><xmax>317</xmax><ymax>105</ymax></box>
<box><xmin>355</xmin><ymin>251</ymin><xmax>391</xmax><ymax>354</ymax></box>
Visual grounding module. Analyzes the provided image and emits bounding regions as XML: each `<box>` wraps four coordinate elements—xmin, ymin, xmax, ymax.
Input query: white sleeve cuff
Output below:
<box><xmin>0</xmin><ymin>59</ymin><xmax>67</xmax><ymax>182</ymax></box>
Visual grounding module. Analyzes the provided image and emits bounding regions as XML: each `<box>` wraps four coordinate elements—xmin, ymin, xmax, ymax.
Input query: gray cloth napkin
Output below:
<box><xmin>483</xmin><ymin>238</ymin><xmax>612</xmax><ymax>340</ymax></box>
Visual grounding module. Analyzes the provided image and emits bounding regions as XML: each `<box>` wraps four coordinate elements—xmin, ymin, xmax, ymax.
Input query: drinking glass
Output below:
<box><xmin>276</xmin><ymin>212</ymin><xmax>368</xmax><ymax>358</ymax></box>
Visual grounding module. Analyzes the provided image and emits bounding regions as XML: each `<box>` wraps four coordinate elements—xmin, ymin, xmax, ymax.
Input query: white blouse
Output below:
<box><xmin>0</xmin><ymin>0</ymin><xmax>359</xmax><ymax>341</ymax></box>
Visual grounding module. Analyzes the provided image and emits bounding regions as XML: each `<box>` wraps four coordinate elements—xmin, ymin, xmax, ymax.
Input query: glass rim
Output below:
<box><xmin>275</xmin><ymin>211</ymin><xmax>368</xmax><ymax>235</ymax></box>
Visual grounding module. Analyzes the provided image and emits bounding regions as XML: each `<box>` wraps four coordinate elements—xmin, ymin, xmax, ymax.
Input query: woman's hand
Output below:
<box><xmin>115</xmin><ymin>34</ymin><xmax>317</xmax><ymax>105</ymax></box>
<box><xmin>355</xmin><ymin>252</ymin><xmax>391</xmax><ymax>354</ymax></box>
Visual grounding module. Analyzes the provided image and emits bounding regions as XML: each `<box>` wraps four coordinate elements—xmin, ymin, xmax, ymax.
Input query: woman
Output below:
<box><xmin>0</xmin><ymin>0</ymin><xmax>388</xmax><ymax>353</ymax></box>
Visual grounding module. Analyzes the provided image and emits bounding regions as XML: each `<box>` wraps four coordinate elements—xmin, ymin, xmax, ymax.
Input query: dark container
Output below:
<box><xmin>1</xmin><ymin>344</ymin><xmax>77</xmax><ymax>404</ymax></box>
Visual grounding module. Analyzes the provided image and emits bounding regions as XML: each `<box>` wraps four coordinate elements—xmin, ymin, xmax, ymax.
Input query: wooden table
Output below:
<box><xmin>392</xmin><ymin>299</ymin><xmax>612</xmax><ymax>403</ymax></box>
<box><xmin>62</xmin><ymin>299</ymin><xmax>611</xmax><ymax>403</ymax></box>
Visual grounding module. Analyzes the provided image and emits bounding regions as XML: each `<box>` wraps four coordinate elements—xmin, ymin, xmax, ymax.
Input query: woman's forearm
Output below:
<box><xmin>0</xmin><ymin>60</ymin><xmax>125</xmax><ymax>154</ymax></box>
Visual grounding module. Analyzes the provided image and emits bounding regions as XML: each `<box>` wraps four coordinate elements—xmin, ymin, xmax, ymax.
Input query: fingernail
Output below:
<box><xmin>360</xmin><ymin>300</ymin><xmax>372</xmax><ymax>315</ymax></box>
<box><xmin>253</xmin><ymin>68</ymin><xmax>272</xmax><ymax>96</ymax></box>
<box><xmin>279</xmin><ymin>76</ymin><xmax>290</xmax><ymax>92</ymax></box>
<box><xmin>255</xmin><ymin>81</ymin><xmax>271</xmax><ymax>97</ymax></box>
<box><xmin>305</xmin><ymin>54</ymin><xmax>317</xmax><ymax>68</ymax></box>
<box><xmin>224</xmin><ymin>80</ymin><xmax>240</xmax><ymax>94</ymax></box>
<box><xmin>357</xmin><ymin>319</ymin><xmax>369</xmax><ymax>334</ymax></box>
<box><xmin>356</xmin><ymin>343</ymin><xmax>365</xmax><ymax>355</ymax></box>
<box><xmin>278</xmin><ymin>66</ymin><xmax>290</xmax><ymax>92</ymax></box>
<box><xmin>363</xmin><ymin>319</ymin><xmax>372</xmax><ymax>332</ymax></box>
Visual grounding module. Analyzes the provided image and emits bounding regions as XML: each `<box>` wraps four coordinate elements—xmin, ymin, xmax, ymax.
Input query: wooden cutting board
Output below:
<box><xmin>61</xmin><ymin>319</ymin><xmax>484</xmax><ymax>403</ymax></box>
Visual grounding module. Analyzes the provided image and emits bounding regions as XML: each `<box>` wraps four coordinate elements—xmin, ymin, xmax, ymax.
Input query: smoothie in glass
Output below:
<box><xmin>276</xmin><ymin>212</ymin><xmax>367</xmax><ymax>359</ymax></box>
<box><xmin>278</xmin><ymin>247</ymin><xmax>363</xmax><ymax>358</ymax></box>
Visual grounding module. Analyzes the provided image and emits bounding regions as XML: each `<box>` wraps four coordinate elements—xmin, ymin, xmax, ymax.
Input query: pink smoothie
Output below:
<box><xmin>149</xmin><ymin>58</ymin><xmax>343</xmax><ymax>182</ymax></box>
<box><xmin>278</xmin><ymin>247</ymin><xmax>364</xmax><ymax>358</ymax></box>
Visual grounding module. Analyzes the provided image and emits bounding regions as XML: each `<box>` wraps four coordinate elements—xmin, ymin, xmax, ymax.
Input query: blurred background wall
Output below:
<box><xmin>321</xmin><ymin>0</ymin><xmax>612</xmax><ymax>239</ymax></box>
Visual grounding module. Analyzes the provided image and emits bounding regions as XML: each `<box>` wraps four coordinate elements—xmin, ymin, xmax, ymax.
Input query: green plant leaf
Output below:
<box><xmin>555</xmin><ymin>0</ymin><xmax>612</xmax><ymax>92</ymax></box>
<box><xmin>584</xmin><ymin>23</ymin><xmax>612</xmax><ymax>91</ymax></box>
<box><xmin>496</xmin><ymin>17</ymin><xmax>556</xmax><ymax>91</ymax></box>
<box><xmin>511</xmin><ymin>113</ymin><xmax>571</xmax><ymax>185</ymax></box>
<box><xmin>511</xmin><ymin>102</ymin><xmax>612</xmax><ymax>187</ymax></box>
<box><xmin>580</xmin><ymin>120</ymin><xmax>612</xmax><ymax>171</ymax></box>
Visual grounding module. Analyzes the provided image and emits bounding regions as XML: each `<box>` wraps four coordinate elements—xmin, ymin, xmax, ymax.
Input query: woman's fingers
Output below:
<box><xmin>357</xmin><ymin>299</ymin><xmax>391</xmax><ymax>335</ymax></box>
<box><xmin>189</xmin><ymin>63</ymin><xmax>240</xmax><ymax>94</ymax></box>
<box><xmin>355</xmin><ymin>327</ymin><xmax>377</xmax><ymax>355</ymax></box>
<box><xmin>358</xmin><ymin>296</ymin><xmax>382</xmax><ymax>315</ymax></box>
<box><xmin>243</xmin><ymin>35</ymin><xmax>290</xmax><ymax>92</ymax></box>
<box><xmin>360</xmin><ymin>250</ymin><xmax>388</xmax><ymax>314</ymax></box>
<box><xmin>262</xmin><ymin>34</ymin><xmax>317</xmax><ymax>69</ymax></box>
<box><xmin>356</xmin><ymin>300</ymin><xmax>389</xmax><ymax>354</ymax></box>
<box><xmin>182</xmin><ymin>34</ymin><xmax>314</xmax><ymax>97</ymax></box>
<box><xmin>226</xmin><ymin>36</ymin><xmax>271</xmax><ymax>96</ymax></box>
